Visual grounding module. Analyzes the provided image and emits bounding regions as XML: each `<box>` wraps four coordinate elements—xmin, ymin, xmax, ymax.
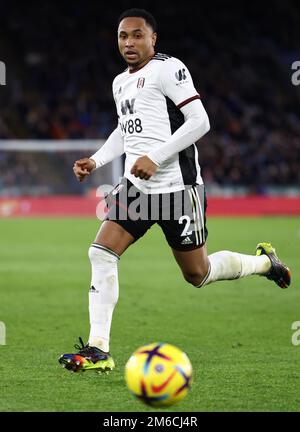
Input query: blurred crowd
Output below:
<box><xmin>0</xmin><ymin>0</ymin><xmax>300</xmax><ymax>194</ymax></box>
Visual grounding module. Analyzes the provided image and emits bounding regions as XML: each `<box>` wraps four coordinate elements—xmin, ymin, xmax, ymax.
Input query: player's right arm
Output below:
<box><xmin>73</xmin><ymin>125</ymin><xmax>124</xmax><ymax>182</ymax></box>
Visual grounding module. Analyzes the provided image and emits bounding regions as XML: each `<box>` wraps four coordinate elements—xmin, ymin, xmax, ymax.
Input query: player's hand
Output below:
<box><xmin>130</xmin><ymin>156</ymin><xmax>158</xmax><ymax>180</ymax></box>
<box><xmin>73</xmin><ymin>158</ymin><xmax>96</xmax><ymax>182</ymax></box>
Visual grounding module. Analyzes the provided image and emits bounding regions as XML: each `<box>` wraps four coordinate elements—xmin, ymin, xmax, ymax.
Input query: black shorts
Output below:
<box><xmin>104</xmin><ymin>178</ymin><xmax>208</xmax><ymax>251</ymax></box>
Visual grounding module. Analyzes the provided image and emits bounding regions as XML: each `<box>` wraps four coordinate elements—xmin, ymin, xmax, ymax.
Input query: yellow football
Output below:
<box><xmin>125</xmin><ymin>342</ymin><xmax>193</xmax><ymax>407</ymax></box>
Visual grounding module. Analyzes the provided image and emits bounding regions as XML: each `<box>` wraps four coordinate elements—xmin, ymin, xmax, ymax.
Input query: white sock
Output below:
<box><xmin>88</xmin><ymin>244</ymin><xmax>119</xmax><ymax>352</ymax></box>
<box><xmin>199</xmin><ymin>250</ymin><xmax>271</xmax><ymax>287</ymax></box>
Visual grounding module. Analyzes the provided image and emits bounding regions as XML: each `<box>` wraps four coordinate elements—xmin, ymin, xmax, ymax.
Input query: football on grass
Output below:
<box><xmin>125</xmin><ymin>342</ymin><xmax>192</xmax><ymax>407</ymax></box>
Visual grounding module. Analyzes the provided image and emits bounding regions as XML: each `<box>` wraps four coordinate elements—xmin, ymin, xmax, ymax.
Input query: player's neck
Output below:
<box><xmin>128</xmin><ymin>53</ymin><xmax>155</xmax><ymax>74</ymax></box>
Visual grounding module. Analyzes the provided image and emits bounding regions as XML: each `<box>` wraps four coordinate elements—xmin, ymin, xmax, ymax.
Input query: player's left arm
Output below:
<box><xmin>131</xmin><ymin>59</ymin><xmax>210</xmax><ymax>179</ymax></box>
<box><xmin>146</xmin><ymin>58</ymin><xmax>210</xmax><ymax>167</ymax></box>
<box><xmin>146</xmin><ymin>98</ymin><xmax>209</xmax><ymax>167</ymax></box>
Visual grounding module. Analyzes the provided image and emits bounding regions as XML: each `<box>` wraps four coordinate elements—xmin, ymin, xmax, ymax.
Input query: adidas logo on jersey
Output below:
<box><xmin>181</xmin><ymin>236</ymin><xmax>193</xmax><ymax>245</ymax></box>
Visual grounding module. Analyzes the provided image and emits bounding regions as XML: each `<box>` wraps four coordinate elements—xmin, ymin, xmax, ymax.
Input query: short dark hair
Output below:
<box><xmin>118</xmin><ymin>8</ymin><xmax>157</xmax><ymax>32</ymax></box>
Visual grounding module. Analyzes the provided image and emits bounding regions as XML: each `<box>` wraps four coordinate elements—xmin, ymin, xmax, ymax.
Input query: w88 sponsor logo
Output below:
<box><xmin>120</xmin><ymin>118</ymin><xmax>143</xmax><ymax>134</ymax></box>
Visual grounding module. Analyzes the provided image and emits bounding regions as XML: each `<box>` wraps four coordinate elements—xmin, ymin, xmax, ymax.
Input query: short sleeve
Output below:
<box><xmin>159</xmin><ymin>57</ymin><xmax>200</xmax><ymax>108</ymax></box>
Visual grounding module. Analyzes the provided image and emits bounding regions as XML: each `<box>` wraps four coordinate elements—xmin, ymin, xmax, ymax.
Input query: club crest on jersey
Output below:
<box><xmin>137</xmin><ymin>77</ymin><xmax>145</xmax><ymax>88</ymax></box>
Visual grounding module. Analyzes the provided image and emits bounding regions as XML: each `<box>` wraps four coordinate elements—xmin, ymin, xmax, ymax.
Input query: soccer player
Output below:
<box><xmin>59</xmin><ymin>9</ymin><xmax>291</xmax><ymax>373</ymax></box>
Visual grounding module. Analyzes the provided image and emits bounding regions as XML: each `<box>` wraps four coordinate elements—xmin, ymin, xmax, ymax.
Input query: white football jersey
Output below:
<box><xmin>112</xmin><ymin>53</ymin><xmax>203</xmax><ymax>194</ymax></box>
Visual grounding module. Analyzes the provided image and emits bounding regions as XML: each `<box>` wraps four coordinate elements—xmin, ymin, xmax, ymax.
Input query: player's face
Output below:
<box><xmin>118</xmin><ymin>17</ymin><xmax>157</xmax><ymax>69</ymax></box>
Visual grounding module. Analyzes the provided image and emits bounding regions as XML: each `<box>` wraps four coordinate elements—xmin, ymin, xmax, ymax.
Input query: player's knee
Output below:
<box><xmin>183</xmin><ymin>265</ymin><xmax>209</xmax><ymax>287</ymax></box>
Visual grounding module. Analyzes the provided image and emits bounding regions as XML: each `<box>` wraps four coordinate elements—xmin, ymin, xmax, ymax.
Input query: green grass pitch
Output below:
<box><xmin>0</xmin><ymin>216</ymin><xmax>299</xmax><ymax>412</ymax></box>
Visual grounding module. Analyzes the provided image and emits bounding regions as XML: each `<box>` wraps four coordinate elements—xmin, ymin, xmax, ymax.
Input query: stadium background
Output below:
<box><xmin>0</xmin><ymin>0</ymin><xmax>300</xmax><ymax>413</ymax></box>
<box><xmin>1</xmin><ymin>0</ymin><xmax>300</xmax><ymax>203</ymax></box>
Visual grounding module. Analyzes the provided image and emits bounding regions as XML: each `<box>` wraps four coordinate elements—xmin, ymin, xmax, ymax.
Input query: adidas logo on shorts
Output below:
<box><xmin>181</xmin><ymin>236</ymin><xmax>193</xmax><ymax>245</ymax></box>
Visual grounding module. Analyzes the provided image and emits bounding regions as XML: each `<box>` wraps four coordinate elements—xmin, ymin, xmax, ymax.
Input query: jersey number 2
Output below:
<box><xmin>179</xmin><ymin>215</ymin><xmax>193</xmax><ymax>237</ymax></box>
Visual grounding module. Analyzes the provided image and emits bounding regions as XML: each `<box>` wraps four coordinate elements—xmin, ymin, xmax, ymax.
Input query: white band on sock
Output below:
<box><xmin>196</xmin><ymin>262</ymin><xmax>211</xmax><ymax>288</ymax></box>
